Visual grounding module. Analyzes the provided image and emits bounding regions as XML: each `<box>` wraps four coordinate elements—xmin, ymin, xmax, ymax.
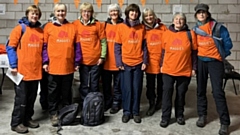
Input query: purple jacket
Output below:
<box><xmin>42</xmin><ymin>20</ymin><xmax>82</xmax><ymax>67</ymax></box>
<box><xmin>114</xmin><ymin>19</ymin><xmax>148</xmax><ymax>68</ymax></box>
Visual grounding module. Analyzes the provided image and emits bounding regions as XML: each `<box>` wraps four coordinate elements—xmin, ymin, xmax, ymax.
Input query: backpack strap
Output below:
<box><xmin>20</xmin><ymin>23</ymin><xmax>26</xmax><ymax>36</ymax></box>
<box><xmin>18</xmin><ymin>24</ymin><xmax>26</xmax><ymax>49</ymax></box>
<box><xmin>193</xmin><ymin>25</ymin><xmax>222</xmax><ymax>41</ymax></box>
<box><xmin>104</xmin><ymin>21</ymin><xmax>107</xmax><ymax>29</ymax></box>
<box><xmin>186</xmin><ymin>30</ymin><xmax>192</xmax><ymax>50</ymax></box>
<box><xmin>213</xmin><ymin>22</ymin><xmax>222</xmax><ymax>38</ymax></box>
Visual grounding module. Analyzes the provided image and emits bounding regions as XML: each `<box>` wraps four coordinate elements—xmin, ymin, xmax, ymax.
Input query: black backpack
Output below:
<box><xmin>80</xmin><ymin>92</ymin><xmax>105</xmax><ymax>126</ymax></box>
<box><xmin>57</xmin><ymin>103</ymin><xmax>79</xmax><ymax>134</ymax></box>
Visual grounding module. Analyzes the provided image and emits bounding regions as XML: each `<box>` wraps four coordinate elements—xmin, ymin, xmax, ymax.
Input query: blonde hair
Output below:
<box><xmin>79</xmin><ymin>2</ymin><xmax>94</xmax><ymax>14</ymax></box>
<box><xmin>142</xmin><ymin>8</ymin><xmax>157</xmax><ymax>22</ymax></box>
<box><xmin>53</xmin><ymin>3</ymin><xmax>67</xmax><ymax>12</ymax></box>
<box><xmin>172</xmin><ymin>12</ymin><xmax>187</xmax><ymax>23</ymax></box>
<box><xmin>25</xmin><ymin>5</ymin><xmax>42</xmax><ymax>19</ymax></box>
<box><xmin>107</xmin><ymin>3</ymin><xmax>122</xmax><ymax>17</ymax></box>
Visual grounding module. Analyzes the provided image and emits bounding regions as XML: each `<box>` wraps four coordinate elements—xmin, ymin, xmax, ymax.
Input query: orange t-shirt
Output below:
<box><xmin>8</xmin><ymin>24</ymin><xmax>43</xmax><ymax>80</ymax></box>
<box><xmin>0</xmin><ymin>44</ymin><xmax>6</xmax><ymax>54</ymax></box>
<box><xmin>73</xmin><ymin>20</ymin><xmax>106</xmax><ymax>65</ymax></box>
<box><xmin>115</xmin><ymin>23</ymin><xmax>145</xmax><ymax>66</ymax></box>
<box><xmin>104</xmin><ymin>23</ymin><xmax>121</xmax><ymax>71</ymax></box>
<box><xmin>161</xmin><ymin>30</ymin><xmax>197</xmax><ymax>77</ymax></box>
<box><xmin>197</xmin><ymin>22</ymin><xmax>222</xmax><ymax>61</ymax></box>
<box><xmin>44</xmin><ymin>23</ymin><xmax>78</xmax><ymax>75</ymax></box>
<box><xmin>145</xmin><ymin>24</ymin><xmax>167</xmax><ymax>74</ymax></box>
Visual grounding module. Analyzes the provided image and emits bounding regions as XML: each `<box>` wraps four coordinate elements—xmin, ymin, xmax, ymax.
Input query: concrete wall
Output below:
<box><xmin>0</xmin><ymin>0</ymin><xmax>240</xmax><ymax>70</ymax></box>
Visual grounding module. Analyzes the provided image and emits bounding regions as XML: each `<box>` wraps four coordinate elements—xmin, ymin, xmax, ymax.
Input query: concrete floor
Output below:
<box><xmin>0</xmin><ymin>76</ymin><xmax>240</xmax><ymax>135</ymax></box>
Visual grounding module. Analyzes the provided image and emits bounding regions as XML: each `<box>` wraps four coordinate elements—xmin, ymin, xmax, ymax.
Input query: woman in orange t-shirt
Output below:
<box><xmin>102</xmin><ymin>3</ymin><xmax>123</xmax><ymax>114</ymax></box>
<box><xmin>160</xmin><ymin>13</ymin><xmax>197</xmax><ymax>128</ymax></box>
<box><xmin>193</xmin><ymin>4</ymin><xmax>232</xmax><ymax>134</ymax></box>
<box><xmin>73</xmin><ymin>2</ymin><xmax>107</xmax><ymax>108</ymax></box>
<box><xmin>42</xmin><ymin>3</ymin><xmax>82</xmax><ymax>126</ymax></box>
<box><xmin>6</xmin><ymin>5</ymin><xmax>43</xmax><ymax>133</ymax></box>
<box><xmin>142</xmin><ymin>8</ymin><xmax>167</xmax><ymax>116</ymax></box>
<box><xmin>115</xmin><ymin>4</ymin><xmax>148</xmax><ymax>123</ymax></box>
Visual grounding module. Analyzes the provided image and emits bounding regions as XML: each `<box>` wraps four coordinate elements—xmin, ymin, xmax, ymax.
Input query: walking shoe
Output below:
<box><xmin>110</xmin><ymin>106</ymin><xmax>121</xmax><ymax>114</ymax></box>
<box><xmin>11</xmin><ymin>124</ymin><xmax>28</xmax><ymax>134</ymax></box>
<box><xmin>50</xmin><ymin>114</ymin><xmax>59</xmax><ymax>127</ymax></box>
<box><xmin>25</xmin><ymin>120</ymin><xmax>39</xmax><ymax>128</ymax></box>
<box><xmin>122</xmin><ymin>115</ymin><xmax>131</xmax><ymax>123</ymax></box>
<box><xmin>160</xmin><ymin>119</ymin><xmax>169</xmax><ymax>128</ymax></box>
<box><xmin>218</xmin><ymin>125</ymin><xmax>229</xmax><ymax>135</ymax></box>
<box><xmin>146</xmin><ymin>100</ymin><xmax>156</xmax><ymax>116</ymax></box>
<box><xmin>177</xmin><ymin>117</ymin><xmax>185</xmax><ymax>125</ymax></box>
<box><xmin>133</xmin><ymin>115</ymin><xmax>142</xmax><ymax>123</ymax></box>
<box><xmin>196</xmin><ymin>115</ymin><xmax>207</xmax><ymax>127</ymax></box>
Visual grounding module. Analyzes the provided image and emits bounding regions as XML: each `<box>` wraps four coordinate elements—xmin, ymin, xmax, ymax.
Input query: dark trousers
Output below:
<box><xmin>39</xmin><ymin>71</ymin><xmax>48</xmax><ymax>109</ymax></box>
<box><xmin>121</xmin><ymin>65</ymin><xmax>143</xmax><ymax>116</ymax></box>
<box><xmin>79</xmin><ymin>64</ymin><xmax>100</xmax><ymax>103</ymax></box>
<box><xmin>197</xmin><ymin>60</ymin><xmax>230</xmax><ymax>125</ymax></box>
<box><xmin>102</xmin><ymin>70</ymin><xmax>121</xmax><ymax>108</ymax></box>
<box><xmin>146</xmin><ymin>73</ymin><xmax>163</xmax><ymax>101</ymax></box>
<box><xmin>161</xmin><ymin>74</ymin><xmax>191</xmax><ymax>121</ymax></box>
<box><xmin>48</xmin><ymin>73</ymin><xmax>73</xmax><ymax>115</ymax></box>
<box><xmin>11</xmin><ymin>80</ymin><xmax>39</xmax><ymax>127</ymax></box>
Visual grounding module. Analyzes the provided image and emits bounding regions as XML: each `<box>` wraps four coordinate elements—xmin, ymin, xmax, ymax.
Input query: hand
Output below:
<box><xmin>11</xmin><ymin>68</ymin><xmax>18</xmax><ymax>76</ymax></box>
<box><xmin>75</xmin><ymin>66</ymin><xmax>79</xmax><ymax>71</ymax></box>
<box><xmin>43</xmin><ymin>64</ymin><xmax>49</xmax><ymax>72</ymax></box>
<box><xmin>191</xmin><ymin>70</ymin><xmax>196</xmax><ymax>77</ymax></box>
<box><xmin>119</xmin><ymin>66</ymin><xmax>124</xmax><ymax>70</ymax></box>
<box><xmin>97</xmin><ymin>58</ymin><xmax>104</xmax><ymax>66</ymax></box>
<box><xmin>141</xmin><ymin>63</ymin><xmax>146</xmax><ymax>70</ymax></box>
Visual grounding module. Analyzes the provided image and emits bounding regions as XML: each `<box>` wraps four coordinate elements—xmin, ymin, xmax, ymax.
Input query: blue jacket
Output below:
<box><xmin>194</xmin><ymin>19</ymin><xmax>233</xmax><ymax>61</ymax></box>
<box><xmin>6</xmin><ymin>17</ymin><xmax>41</xmax><ymax>68</ymax></box>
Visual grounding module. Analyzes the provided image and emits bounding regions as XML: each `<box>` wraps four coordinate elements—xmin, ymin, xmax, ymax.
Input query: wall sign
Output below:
<box><xmin>0</xmin><ymin>4</ymin><xmax>6</xmax><ymax>15</ymax></box>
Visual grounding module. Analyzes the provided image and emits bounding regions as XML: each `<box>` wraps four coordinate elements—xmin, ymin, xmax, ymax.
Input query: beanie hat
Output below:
<box><xmin>194</xmin><ymin>3</ymin><xmax>209</xmax><ymax>12</ymax></box>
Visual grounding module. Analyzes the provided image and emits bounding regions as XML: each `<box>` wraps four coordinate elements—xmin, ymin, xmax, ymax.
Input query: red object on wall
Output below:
<box><xmin>118</xmin><ymin>0</ymin><xmax>124</xmax><ymax>8</ymax></box>
<box><xmin>96</xmin><ymin>0</ymin><xmax>102</xmax><ymax>8</ymax></box>
<box><xmin>74</xmin><ymin>0</ymin><xmax>80</xmax><ymax>9</ymax></box>
<box><xmin>34</xmin><ymin>0</ymin><xmax>39</xmax><ymax>5</ymax></box>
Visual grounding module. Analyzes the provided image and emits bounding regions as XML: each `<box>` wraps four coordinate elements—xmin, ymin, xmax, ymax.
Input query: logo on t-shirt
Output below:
<box><xmin>170</xmin><ymin>38</ymin><xmax>183</xmax><ymax>50</ymax></box>
<box><xmin>129</xmin><ymin>31</ymin><xmax>138</xmax><ymax>39</ymax></box>
<box><xmin>28</xmin><ymin>34</ymin><xmax>41</xmax><ymax>47</ymax></box>
<box><xmin>198</xmin><ymin>35</ymin><xmax>214</xmax><ymax>46</ymax></box>
<box><xmin>149</xmin><ymin>34</ymin><xmax>161</xmax><ymax>46</ymax></box>
<box><xmin>30</xmin><ymin>34</ymin><xmax>40</xmax><ymax>42</ymax></box>
<box><xmin>56</xmin><ymin>31</ymin><xmax>70</xmax><ymax>43</ymax></box>
<box><xmin>128</xmin><ymin>31</ymin><xmax>139</xmax><ymax>44</ymax></box>
<box><xmin>58</xmin><ymin>31</ymin><xmax>68</xmax><ymax>38</ymax></box>
<box><xmin>80</xmin><ymin>30</ymin><xmax>92</xmax><ymax>41</ymax></box>
<box><xmin>107</xmin><ymin>30</ymin><xmax>116</xmax><ymax>42</ymax></box>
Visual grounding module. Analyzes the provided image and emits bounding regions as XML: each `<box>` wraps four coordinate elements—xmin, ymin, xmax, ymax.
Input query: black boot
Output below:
<box><xmin>146</xmin><ymin>100</ymin><xmax>155</xmax><ymax>116</ymax></box>
<box><xmin>218</xmin><ymin>125</ymin><xmax>229</xmax><ymax>135</ymax></box>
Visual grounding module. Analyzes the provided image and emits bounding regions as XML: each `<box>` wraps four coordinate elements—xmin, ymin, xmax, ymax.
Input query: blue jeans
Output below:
<box><xmin>121</xmin><ymin>64</ymin><xmax>143</xmax><ymax>116</ymax></box>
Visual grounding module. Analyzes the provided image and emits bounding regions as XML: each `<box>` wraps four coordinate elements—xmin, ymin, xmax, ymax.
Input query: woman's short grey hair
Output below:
<box><xmin>107</xmin><ymin>3</ymin><xmax>122</xmax><ymax>17</ymax></box>
<box><xmin>172</xmin><ymin>12</ymin><xmax>187</xmax><ymax>23</ymax></box>
<box><xmin>142</xmin><ymin>8</ymin><xmax>157</xmax><ymax>22</ymax></box>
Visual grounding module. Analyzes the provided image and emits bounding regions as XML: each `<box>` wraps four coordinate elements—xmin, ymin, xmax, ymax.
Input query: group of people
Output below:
<box><xmin>6</xmin><ymin>2</ymin><xmax>233</xmax><ymax>135</ymax></box>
